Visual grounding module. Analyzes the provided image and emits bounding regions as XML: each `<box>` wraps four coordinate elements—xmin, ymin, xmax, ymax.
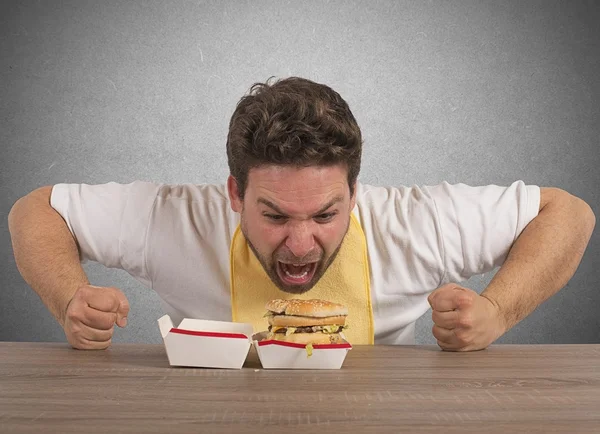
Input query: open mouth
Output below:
<box><xmin>276</xmin><ymin>261</ymin><xmax>318</xmax><ymax>285</ymax></box>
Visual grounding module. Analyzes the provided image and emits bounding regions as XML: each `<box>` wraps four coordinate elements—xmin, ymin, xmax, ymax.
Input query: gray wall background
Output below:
<box><xmin>1</xmin><ymin>0</ymin><xmax>598</xmax><ymax>345</ymax></box>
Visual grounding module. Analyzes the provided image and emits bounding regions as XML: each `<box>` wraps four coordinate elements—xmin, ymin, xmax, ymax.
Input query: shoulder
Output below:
<box><xmin>155</xmin><ymin>182</ymin><xmax>229</xmax><ymax>204</ymax></box>
<box><xmin>353</xmin><ymin>181</ymin><xmax>438</xmax><ymax>215</ymax></box>
<box><xmin>352</xmin><ymin>181</ymin><xmax>441</xmax><ymax>242</ymax></box>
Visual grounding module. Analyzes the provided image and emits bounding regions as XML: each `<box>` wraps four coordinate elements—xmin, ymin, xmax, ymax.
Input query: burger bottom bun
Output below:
<box><xmin>268</xmin><ymin>314</ymin><xmax>347</xmax><ymax>327</ymax></box>
<box><xmin>266</xmin><ymin>332</ymin><xmax>345</xmax><ymax>345</ymax></box>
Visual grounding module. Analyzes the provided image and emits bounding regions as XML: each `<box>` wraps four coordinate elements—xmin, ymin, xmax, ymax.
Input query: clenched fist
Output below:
<box><xmin>63</xmin><ymin>285</ymin><xmax>129</xmax><ymax>350</ymax></box>
<box><xmin>428</xmin><ymin>284</ymin><xmax>505</xmax><ymax>352</ymax></box>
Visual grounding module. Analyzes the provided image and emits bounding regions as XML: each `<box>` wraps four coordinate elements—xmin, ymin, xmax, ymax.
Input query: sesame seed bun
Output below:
<box><xmin>265</xmin><ymin>298</ymin><xmax>349</xmax><ymax>318</ymax></box>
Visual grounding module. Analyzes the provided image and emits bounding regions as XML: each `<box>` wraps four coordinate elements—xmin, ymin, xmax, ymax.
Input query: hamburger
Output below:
<box><xmin>263</xmin><ymin>299</ymin><xmax>349</xmax><ymax>354</ymax></box>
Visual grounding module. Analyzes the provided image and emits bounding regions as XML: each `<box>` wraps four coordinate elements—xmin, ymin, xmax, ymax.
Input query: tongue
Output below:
<box><xmin>286</xmin><ymin>264</ymin><xmax>310</xmax><ymax>275</ymax></box>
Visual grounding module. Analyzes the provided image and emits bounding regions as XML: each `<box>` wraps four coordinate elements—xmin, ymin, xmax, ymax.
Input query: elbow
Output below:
<box><xmin>571</xmin><ymin>194</ymin><xmax>596</xmax><ymax>238</ymax></box>
<box><xmin>582</xmin><ymin>200</ymin><xmax>596</xmax><ymax>235</ymax></box>
<box><xmin>544</xmin><ymin>188</ymin><xmax>596</xmax><ymax>239</ymax></box>
<box><xmin>7</xmin><ymin>200</ymin><xmax>18</xmax><ymax>235</ymax></box>
<box><xmin>8</xmin><ymin>195</ymin><xmax>27</xmax><ymax>234</ymax></box>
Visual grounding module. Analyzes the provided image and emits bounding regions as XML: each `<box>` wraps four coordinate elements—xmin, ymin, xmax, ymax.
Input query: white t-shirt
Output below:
<box><xmin>50</xmin><ymin>180</ymin><xmax>540</xmax><ymax>344</ymax></box>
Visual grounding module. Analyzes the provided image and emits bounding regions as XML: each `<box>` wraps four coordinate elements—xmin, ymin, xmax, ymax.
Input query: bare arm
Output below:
<box><xmin>429</xmin><ymin>187</ymin><xmax>596</xmax><ymax>351</ymax></box>
<box><xmin>8</xmin><ymin>186</ymin><xmax>89</xmax><ymax>327</ymax></box>
<box><xmin>482</xmin><ymin>187</ymin><xmax>596</xmax><ymax>332</ymax></box>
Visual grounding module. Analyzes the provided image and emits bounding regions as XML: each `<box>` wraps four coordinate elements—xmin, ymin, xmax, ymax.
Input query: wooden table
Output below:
<box><xmin>1</xmin><ymin>342</ymin><xmax>598</xmax><ymax>433</ymax></box>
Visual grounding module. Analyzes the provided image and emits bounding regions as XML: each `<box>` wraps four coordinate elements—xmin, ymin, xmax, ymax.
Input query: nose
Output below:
<box><xmin>285</xmin><ymin>221</ymin><xmax>316</xmax><ymax>259</ymax></box>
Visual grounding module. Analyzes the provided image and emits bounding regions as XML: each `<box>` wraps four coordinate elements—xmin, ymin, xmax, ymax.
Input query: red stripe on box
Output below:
<box><xmin>169</xmin><ymin>328</ymin><xmax>248</xmax><ymax>339</ymax></box>
<box><xmin>257</xmin><ymin>339</ymin><xmax>352</xmax><ymax>349</ymax></box>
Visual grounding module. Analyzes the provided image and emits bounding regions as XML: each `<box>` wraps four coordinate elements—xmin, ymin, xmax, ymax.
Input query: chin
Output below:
<box><xmin>275</xmin><ymin>281</ymin><xmax>317</xmax><ymax>295</ymax></box>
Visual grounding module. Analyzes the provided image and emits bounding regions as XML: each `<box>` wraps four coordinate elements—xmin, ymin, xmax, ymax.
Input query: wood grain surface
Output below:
<box><xmin>1</xmin><ymin>342</ymin><xmax>599</xmax><ymax>433</ymax></box>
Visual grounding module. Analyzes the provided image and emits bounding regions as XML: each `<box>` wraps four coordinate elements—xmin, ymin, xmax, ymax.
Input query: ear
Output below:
<box><xmin>227</xmin><ymin>175</ymin><xmax>243</xmax><ymax>212</ymax></box>
<box><xmin>350</xmin><ymin>181</ymin><xmax>357</xmax><ymax>210</ymax></box>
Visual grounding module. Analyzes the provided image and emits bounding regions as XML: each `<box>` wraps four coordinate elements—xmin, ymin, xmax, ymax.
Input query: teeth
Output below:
<box><xmin>281</xmin><ymin>263</ymin><xmax>311</xmax><ymax>279</ymax></box>
<box><xmin>284</xmin><ymin>269</ymin><xmax>308</xmax><ymax>279</ymax></box>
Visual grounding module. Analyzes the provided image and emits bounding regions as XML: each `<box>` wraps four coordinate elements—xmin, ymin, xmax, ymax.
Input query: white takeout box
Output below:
<box><xmin>252</xmin><ymin>332</ymin><xmax>352</xmax><ymax>370</ymax></box>
<box><xmin>158</xmin><ymin>315</ymin><xmax>352</xmax><ymax>370</ymax></box>
<box><xmin>158</xmin><ymin>315</ymin><xmax>254</xmax><ymax>369</ymax></box>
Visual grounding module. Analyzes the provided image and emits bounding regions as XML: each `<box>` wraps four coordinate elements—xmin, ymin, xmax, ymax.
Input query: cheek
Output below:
<box><xmin>250</xmin><ymin>221</ymin><xmax>285</xmax><ymax>251</ymax></box>
<box><xmin>317</xmin><ymin>221</ymin><xmax>348</xmax><ymax>249</ymax></box>
<box><xmin>263</xmin><ymin>226</ymin><xmax>284</xmax><ymax>245</ymax></box>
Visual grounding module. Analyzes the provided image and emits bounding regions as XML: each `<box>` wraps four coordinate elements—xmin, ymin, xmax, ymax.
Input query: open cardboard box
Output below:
<box><xmin>158</xmin><ymin>315</ymin><xmax>254</xmax><ymax>369</ymax></box>
<box><xmin>252</xmin><ymin>332</ymin><xmax>352</xmax><ymax>370</ymax></box>
<box><xmin>158</xmin><ymin>314</ymin><xmax>352</xmax><ymax>370</ymax></box>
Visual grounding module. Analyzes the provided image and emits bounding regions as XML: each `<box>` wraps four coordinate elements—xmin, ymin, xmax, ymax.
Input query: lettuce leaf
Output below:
<box><xmin>305</xmin><ymin>343</ymin><xmax>313</xmax><ymax>358</ymax></box>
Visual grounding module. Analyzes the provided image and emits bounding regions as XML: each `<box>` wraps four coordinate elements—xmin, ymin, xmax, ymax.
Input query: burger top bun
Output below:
<box><xmin>265</xmin><ymin>299</ymin><xmax>348</xmax><ymax>318</ymax></box>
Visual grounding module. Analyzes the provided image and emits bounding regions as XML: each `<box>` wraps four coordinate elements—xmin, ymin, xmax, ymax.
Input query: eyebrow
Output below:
<box><xmin>257</xmin><ymin>195</ymin><xmax>344</xmax><ymax>218</ymax></box>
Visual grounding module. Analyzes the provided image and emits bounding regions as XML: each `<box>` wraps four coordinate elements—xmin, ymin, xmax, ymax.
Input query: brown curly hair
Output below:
<box><xmin>226</xmin><ymin>77</ymin><xmax>363</xmax><ymax>199</ymax></box>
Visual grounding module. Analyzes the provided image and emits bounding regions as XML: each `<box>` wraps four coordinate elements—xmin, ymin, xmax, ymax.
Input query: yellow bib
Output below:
<box><xmin>229</xmin><ymin>214</ymin><xmax>374</xmax><ymax>345</ymax></box>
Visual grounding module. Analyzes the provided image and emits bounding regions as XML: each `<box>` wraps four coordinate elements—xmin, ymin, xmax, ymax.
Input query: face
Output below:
<box><xmin>228</xmin><ymin>164</ymin><xmax>356</xmax><ymax>294</ymax></box>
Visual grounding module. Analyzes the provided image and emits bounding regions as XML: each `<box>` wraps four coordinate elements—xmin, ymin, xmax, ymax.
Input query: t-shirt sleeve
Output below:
<box><xmin>50</xmin><ymin>180</ymin><xmax>162</xmax><ymax>287</ymax></box>
<box><xmin>424</xmin><ymin>180</ymin><xmax>540</xmax><ymax>283</ymax></box>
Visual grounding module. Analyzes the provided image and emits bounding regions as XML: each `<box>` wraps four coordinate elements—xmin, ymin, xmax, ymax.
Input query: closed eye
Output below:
<box><xmin>314</xmin><ymin>212</ymin><xmax>337</xmax><ymax>223</ymax></box>
<box><xmin>264</xmin><ymin>213</ymin><xmax>287</xmax><ymax>223</ymax></box>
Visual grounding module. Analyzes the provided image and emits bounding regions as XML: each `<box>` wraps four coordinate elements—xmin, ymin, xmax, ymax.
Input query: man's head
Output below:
<box><xmin>226</xmin><ymin>77</ymin><xmax>363</xmax><ymax>294</ymax></box>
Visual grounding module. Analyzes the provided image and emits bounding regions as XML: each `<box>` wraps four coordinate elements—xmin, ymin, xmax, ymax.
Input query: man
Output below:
<box><xmin>8</xmin><ymin>77</ymin><xmax>596</xmax><ymax>351</ymax></box>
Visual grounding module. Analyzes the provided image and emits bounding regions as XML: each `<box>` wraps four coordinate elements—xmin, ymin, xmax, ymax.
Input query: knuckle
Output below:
<box><xmin>452</xmin><ymin>297</ymin><xmax>467</xmax><ymax>310</ymax></box>
<box><xmin>76</xmin><ymin>285</ymin><xmax>91</xmax><ymax>297</ymax></box>
<box><xmin>99</xmin><ymin>311</ymin><xmax>117</xmax><ymax>327</ymax></box>
<box><xmin>458</xmin><ymin>314</ymin><xmax>473</xmax><ymax>328</ymax></box>
<box><xmin>116</xmin><ymin>291</ymin><xmax>129</xmax><ymax>306</ymax></box>
<box><xmin>454</xmin><ymin>330</ymin><xmax>470</xmax><ymax>345</ymax></box>
<box><xmin>93</xmin><ymin>327</ymin><xmax>113</xmax><ymax>341</ymax></box>
<box><xmin>459</xmin><ymin>295</ymin><xmax>473</xmax><ymax>307</ymax></box>
<box><xmin>103</xmin><ymin>313</ymin><xmax>117</xmax><ymax>327</ymax></box>
<box><xmin>67</xmin><ymin>311</ymin><xmax>85</xmax><ymax>327</ymax></box>
<box><xmin>74</xmin><ymin>339</ymin><xmax>90</xmax><ymax>350</ymax></box>
<box><xmin>437</xmin><ymin>340</ymin><xmax>453</xmax><ymax>351</ymax></box>
<box><xmin>454</xmin><ymin>328</ymin><xmax>467</xmax><ymax>340</ymax></box>
<box><xmin>66</xmin><ymin>308</ymin><xmax>79</xmax><ymax>322</ymax></box>
<box><xmin>68</xmin><ymin>299</ymin><xmax>86</xmax><ymax>316</ymax></box>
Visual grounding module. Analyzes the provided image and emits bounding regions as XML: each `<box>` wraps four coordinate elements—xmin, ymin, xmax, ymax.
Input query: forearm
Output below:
<box><xmin>481</xmin><ymin>188</ymin><xmax>596</xmax><ymax>333</ymax></box>
<box><xmin>8</xmin><ymin>186</ymin><xmax>89</xmax><ymax>327</ymax></box>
